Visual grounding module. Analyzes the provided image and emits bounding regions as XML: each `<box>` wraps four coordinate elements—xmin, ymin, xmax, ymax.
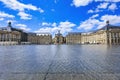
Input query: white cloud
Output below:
<box><xmin>108</xmin><ymin>3</ymin><xmax>117</xmax><ymax>11</ymax></box>
<box><xmin>95</xmin><ymin>8</ymin><xmax>102</xmax><ymax>12</ymax></box>
<box><xmin>58</xmin><ymin>21</ymin><xmax>76</xmax><ymax>34</ymax></box>
<box><xmin>59</xmin><ymin>21</ymin><xmax>76</xmax><ymax>28</ymax></box>
<box><xmin>72</xmin><ymin>0</ymin><xmax>93</xmax><ymax>7</ymax></box>
<box><xmin>42</xmin><ymin>22</ymin><xmax>52</xmax><ymax>26</ymax></box>
<box><xmin>15</xmin><ymin>24</ymin><xmax>31</xmax><ymax>31</ymax></box>
<box><xmin>78</xmin><ymin>19</ymin><xmax>102</xmax><ymax>31</ymax></box>
<box><xmin>88</xmin><ymin>3</ymin><xmax>109</xmax><ymax>13</ymax></box>
<box><xmin>35</xmin><ymin>21</ymin><xmax>76</xmax><ymax>35</ymax></box>
<box><xmin>88</xmin><ymin>8</ymin><xmax>102</xmax><ymax>13</ymax></box>
<box><xmin>52</xmin><ymin>22</ymin><xmax>57</xmax><ymax>27</ymax></box>
<box><xmin>88</xmin><ymin>2</ymin><xmax>118</xmax><ymax>13</ymax></box>
<box><xmin>78</xmin><ymin>0</ymin><xmax>119</xmax><ymax>14</ymax></box>
<box><xmin>35</xmin><ymin>27</ymin><xmax>53</xmax><ymax>33</ymax></box>
<box><xmin>0</xmin><ymin>18</ymin><xmax>4</xmax><ymax>21</ymax></box>
<box><xmin>101</xmin><ymin>15</ymin><xmax>120</xmax><ymax>25</ymax></box>
<box><xmin>17</xmin><ymin>11</ymin><xmax>32</xmax><ymax>20</ymax></box>
<box><xmin>90</xmin><ymin>14</ymin><xmax>99</xmax><ymax>18</ymax></box>
<box><xmin>6</xmin><ymin>20</ymin><xmax>17</xmax><ymax>24</ymax></box>
<box><xmin>0</xmin><ymin>11</ymin><xmax>15</xmax><ymax>18</ymax></box>
<box><xmin>78</xmin><ymin>14</ymin><xmax>120</xmax><ymax>31</ymax></box>
<box><xmin>0</xmin><ymin>0</ymin><xmax>44</xmax><ymax>19</ymax></box>
<box><xmin>0</xmin><ymin>0</ymin><xmax>43</xmax><ymax>11</ymax></box>
<box><xmin>77</xmin><ymin>18</ymin><xmax>106</xmax><ymax>31</ymax></box>
<box><xmin>36</xmin><ymin>15</ymin><xmax>120</xmax><ymax>34</ymax></box>
<box><xmin>97</xmin><ymin>2</ymin><xmax>109</xmax><ymax>9</ymax></box>
<box><xmin>88</xmin><ymin>9</ymin><xmax>94</xmax><ymax>13</ymax></box>
<box><xmin>72</xmin><ymin>0</ymin><xmax>120</xmax><ymax>7</ymax></box>
<box><xmin>15</xmin><ymin>24</ymin><xmax>27</xmax><ymax>27</ymax></box>
<box><xmin>38</xmin><ymin>8</ymin><xmax>44</xmax><ymax>13</ymax></box>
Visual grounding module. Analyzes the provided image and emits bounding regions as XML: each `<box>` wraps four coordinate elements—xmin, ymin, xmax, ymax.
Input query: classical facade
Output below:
<box><xmin>81</xmin><ymin>31</ymin><xmax>107</xmax><ymax>44</ymax></box>
<box><xmin>66</xmin><ymin>32</ymin><xmax>81</xmax><ymax>44</ymax></box>
<box><xmin>66</xmin><ymin>21</ymin><xmax>120</xmax><ymax>45</ymax></box>
<box><xmin>0</xmin><ymin>22</ymin><xmax>28</xmax><ymax>45</ymax></box>
<box><xmin>0</xmin><ymin>22</ymin><xmax>52</xmax><ymax>45</ymax></box>
<box><xmin>1</xmin><ymin>21</ymin><xmax>120</xmax><ymax>45</ymax></box>
<box><xmin>28</xmin><ymin>33</ymin><xmax>52</xmax><ymax>44</ymax></box>
<box><xmin>53</xmin><ymin>31</ymin><xmax>65</xmax><ymax>44</ymax></box>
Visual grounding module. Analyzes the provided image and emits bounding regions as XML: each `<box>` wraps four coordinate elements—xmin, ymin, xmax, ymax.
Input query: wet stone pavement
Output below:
<box><xmin>0</xmin><ymin>45</ymin><xmax>120</xmax><ymax>80</ymax></box>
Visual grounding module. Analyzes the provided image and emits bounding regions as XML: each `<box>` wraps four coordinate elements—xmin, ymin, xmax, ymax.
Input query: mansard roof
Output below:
<box><xmin>28</xmin><ymin>32</ymin><xmax>51</xmax><ymax>36</ymax></box>
<box><xmin>0</xmin><ymin>26</ymin><xmax>23</xmax><ymax>32</ymax></box>
<box><xmin>36</xmin><ymin>33</ymin><xmax>51</xmax><ymax>36</ymax></box>
<box><xmin>0</xmin><ymin>22</ymin><xmax>23</xmax><ymax>32</ymax></box>
<box><xmin>100</xmin><ymin>24</ymin><xmax>120</xmax><ymax>30</ymax></box>
<box><xmin>67</xmin><ymin>32</ymin><xmax>81</xmax><ymax>35</ymax></box>
<box><xmin>92</xmin><ymin>24</ymin><xmax>120</xmax><ymax>33</ymax></box>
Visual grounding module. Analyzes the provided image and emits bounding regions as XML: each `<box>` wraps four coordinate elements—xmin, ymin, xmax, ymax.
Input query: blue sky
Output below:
<box><xmin>0</xmin><ymin>0</ymin><xmax>120</xmax><ymax>36</ymax></box>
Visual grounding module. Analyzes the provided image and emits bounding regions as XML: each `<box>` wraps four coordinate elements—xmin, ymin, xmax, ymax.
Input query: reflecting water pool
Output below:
<box><xmin>0</xmin><ymin>45</ymin><xmax>120</xmax><ymax>80</ymax></box>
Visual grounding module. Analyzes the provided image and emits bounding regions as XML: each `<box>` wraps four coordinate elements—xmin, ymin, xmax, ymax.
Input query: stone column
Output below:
<box><xmin>2</xmin><ymin>34</ymin><xmax>5</xmax><ymax>41</ymax></box>
<box><xmin>5</xmin><ymin>33</ymin><xmax>7</xmax><ymax>41</ymax></box>
<box><xmin>9</xmin><ymin>33</ymin><xmax>11</xmax><ymax>41</ymax></box>
<box><xmin>0</xmin><ymin>34</ymin><xmax>1</xmax><ymax>41</ymax></box>
<box><xmin>109</xmin><ymin>33</ymin><xmax>111</xmax><ymax>45</ymax></box>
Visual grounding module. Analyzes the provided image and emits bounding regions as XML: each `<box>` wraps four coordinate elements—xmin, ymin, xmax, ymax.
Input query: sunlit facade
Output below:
<box><xmin>66</xmin><ymin>21</ymin><xmax>120</xmax><ymax>45</ymax></box>
<box><xmin>28</xmin><ymin>33</ymin><xmax>52</xmax><ymax>44</ymax></box>
<box><xmin>0</xmin><ymin>22</ymin><xmax>28</xmax><ymax>45</ymax></box>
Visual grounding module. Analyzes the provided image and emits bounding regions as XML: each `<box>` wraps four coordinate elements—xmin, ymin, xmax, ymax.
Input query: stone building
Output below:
<box><xmin>28</xmin><ymin>33</ymin><xmax>52</xmax><ymax>44</ymax></box>
<box><xmin>53</xmin><ymin>30</ymin><xmax>65</xmax><ymax>44</ymax></box>
<box><xmin>105</xmin><ymin>21</ymin><xmax>120</xmax><ymax>45</ymax></box>
<box><xmin>0</xmin><ymin>22</ymin><xmax>28</xmax><ymax>45</ymax></box>
<box><xmin>1</xmin><ymin>21</ymin><xmax>120</xmax><ymax>45</ymax></box>
<box><xmin>66</xmin><ymin>32</ymin><xmax>81</xmax><ymax>44</ymax></box>
<box><xmin>66</xmin><ymin>21</ymin><xmax>120</xmax><ymax>45</ymax></box>
<box><xmin>81</xmin><ymin>31</ymin><xmax>107</xmax><ymax>44</ymax></box>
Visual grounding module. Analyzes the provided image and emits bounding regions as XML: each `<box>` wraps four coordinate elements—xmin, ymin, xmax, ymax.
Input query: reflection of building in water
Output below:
<box><xmin>53</xmin><ymin>30</ymin><xmax>65</xmax><ymax>44</ymax></box>
<box><xmin>66</xmin><ymin>21</ymin><xmax>120</xmax><ymax>45</ymax></box>
<box><xmin>0</xmin><ymin>22</ymin><xmax>28</xmax><ymax>45</ymax></box>
<box><xmin>28</xmin><ymin>33</ymin><xmax>52</xmax><ymax>44</ymax></box>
